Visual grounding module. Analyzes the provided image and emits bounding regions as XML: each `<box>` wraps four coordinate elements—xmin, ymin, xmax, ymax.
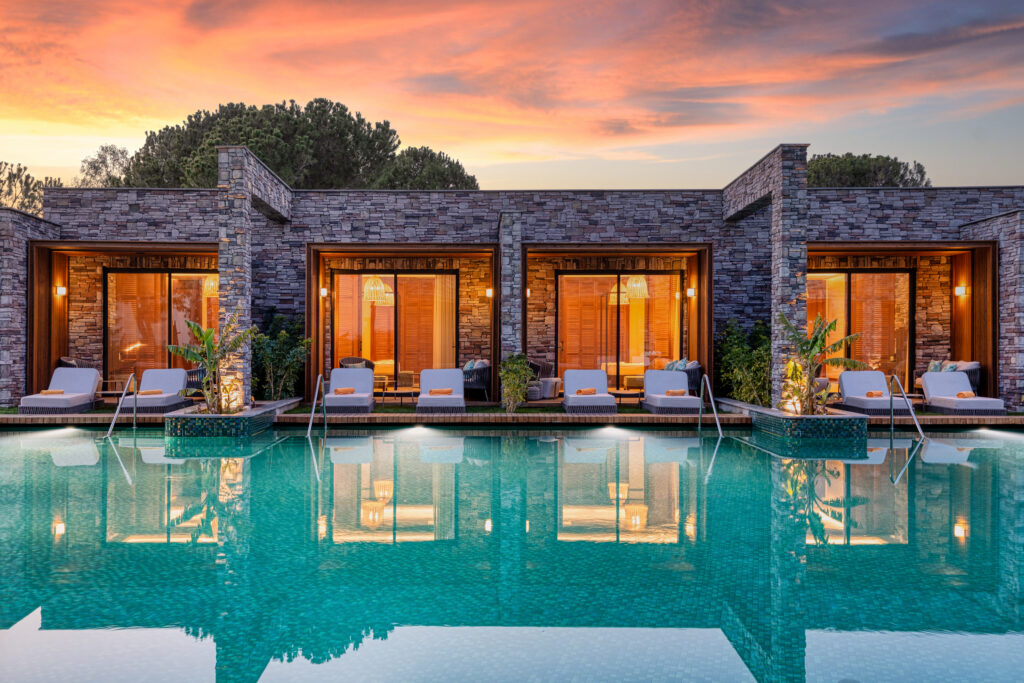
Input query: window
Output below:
<box><xmin>106</xmin><ymin>271</ymin><xmax>218</xmax><ymax>384</ymax></box>
<box><xmin>333</xmin><ymin>273</ymin><xmax>457</xmax><ymax>387</ymax></box>
<box><xmin>557</xmin><ymin>273</ymin><xmax>681</xmax><ymax>389</ymax></box>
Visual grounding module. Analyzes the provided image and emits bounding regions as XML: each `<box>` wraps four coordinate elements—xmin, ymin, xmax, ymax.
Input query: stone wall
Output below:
<box><xmin>0</xmin><ymin>209</ymin><xmax>60</xmax><ymax>404</ymax></box>
<box><xmin>961</xmin><ymin>210</ymin><xmax>1024</xmax><ymax>406</ymax></box>
<box><xmin>525</xmin><ymin>254</ymin><xmax>688</xmax><ymax>372</ymax></box>
<box><xmin>43</xmin><ymin>188</ymin><xmax>222</xmax><ymax>242</ymax></box>
<box><xmin>319</xmin><ymin>254</ymin><xmax>493</xmax><ymax>377</ymax></box>
<box><xmin>807</xmin><ymin>187</ymin><xmax>1024</xmax><ymax>241</ymax></box>
<box><xmin>808</xmin><ymin>254</ymin><xmax>952</xmax><ymax>378</ymax></box>
<box><xmin>65</xmin><ymin>253</ymin><xmax>218</xmax><ymax>371</ymax></box>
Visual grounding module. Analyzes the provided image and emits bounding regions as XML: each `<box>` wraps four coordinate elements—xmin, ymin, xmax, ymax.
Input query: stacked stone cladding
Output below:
<box><xmin>0</xmin><ymin>209</ymin><xmax>60</xmax><ymax>404</ymax></box>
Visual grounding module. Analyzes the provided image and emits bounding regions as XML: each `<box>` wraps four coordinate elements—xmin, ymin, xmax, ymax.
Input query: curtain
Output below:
<box><xmin>432</xmin><ymin>274</ymin><xmax>457</xmax><ymax>368</ymax></box>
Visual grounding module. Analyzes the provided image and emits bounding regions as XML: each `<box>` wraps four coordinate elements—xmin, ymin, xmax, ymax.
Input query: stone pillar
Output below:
<box><xmin>770</xmin><ymin>146</ymin><xmax>808</xmax><ymax>404</ymax></box>
<box><xmin>217</xmin><ymin>148</ymin><xmax>255</xmax><ymax>408</ymax></box>
<box><xmin>0</xmin><ymin>209</ymin><xmax>60</xmax><ymax>406</ymax></box>
<box><xmin>498</xmin><ymin>212</ymin><xmax>524</xmax><ymax>359</ymax></box>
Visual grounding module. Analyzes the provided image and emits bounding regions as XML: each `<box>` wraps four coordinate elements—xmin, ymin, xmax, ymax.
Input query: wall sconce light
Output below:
<box><xmin>686</xmin><ymin>287</ymin><xmax>696</xmax><ymax>298</ymax></box>
<box><xmin>953</xmin><ymin>522</ymin><xmax>967</xmax><ymax>539</ymax></box>
<box><xmin>485</xmin><ymin>288</ymin><xmax>494</xmax><ymax>298</ymax></box>
<box><xmin>53</xmin><ymin>521</ymin><xmax>66</xmax><ymax>537</ymax></box>
<box><xmin>526</xmin><ymin>288</ymin><xmax>531</xmax><ymax>299</ymax></box>
<box><xmin>954</xmin><ymin>286</ymin><xmax>967</xmax><ymax>297</ymax></box>
<box><xmin>319</xmin><ymin>287</ymin><xmax>328</xmax><ymax>298</ymax></box>
<box><xmin>55</xmin><ymin>285</ymin><xmax>67</xmax><ymax>297</ymax></box>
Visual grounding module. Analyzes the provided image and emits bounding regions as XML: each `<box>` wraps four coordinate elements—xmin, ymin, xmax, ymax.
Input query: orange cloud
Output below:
<box><xmin>1</xmin><ymin>1</ymin><xmax>1022</xmax><ymax>184</ymax></box>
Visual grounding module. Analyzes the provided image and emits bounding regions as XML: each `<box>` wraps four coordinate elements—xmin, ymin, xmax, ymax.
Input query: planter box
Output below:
<box><xmin>716</xmin><ymin>398</ymin><xmax>868</xmax><ymax>442</ymax></box>
<box><xmin>164</xmin><ymin>398</ymin><xmax>300</xmax><ymax>438</ymax></box>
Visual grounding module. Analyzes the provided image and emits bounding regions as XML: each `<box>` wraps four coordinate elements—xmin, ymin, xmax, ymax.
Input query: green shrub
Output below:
<box><xmin>252</xmin><ymin>313</ymin><xmax>312</xmax><ymax>401</ymax></box>
<box><xmin>498</xmin><ymin>354</ymin><xmax>535</xmax><ymax>413</ymax></box>
<box><xmin>716</xmin><ymin>319</ymin><xmax>772</xmax><ymax>407</ymax></box>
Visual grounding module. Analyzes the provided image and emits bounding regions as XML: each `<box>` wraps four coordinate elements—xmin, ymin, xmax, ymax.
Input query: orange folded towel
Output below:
<box><xmin>576</xmin><ymin>387</ymin><xmax>597</xmax><ymax>395</ymax></box>
<box><xmin>334</xmin><ymin>387</ymin><xmax>355</xmax><ymax>395</ymax></box>
<box><xmin>429</xmin><ymin>388</ymin><xmax>453</xmax><ymax>396</ymax></box>
<box><xmin>956</xmin><ymin>391</ymin><xmax>975</xmax><ymax>398</ymax></box>
<box><xmin>138</xmin><ymin>389</ymin><xmax>162</xmax><ymax>396</ymax></box>
<box><xmin>40</xmin><ymin>389</ymin><xmax>65</xmax><ymax>395</ymax></box>
<box><xmin>665</xmin><ymin>389</ymin><xmax>688</xmax><ymax>396</ymax></box>
<box><xmin>865</xmin><ymin>391</ymin><xmax>884</xmax><ymax>398</ymax></box>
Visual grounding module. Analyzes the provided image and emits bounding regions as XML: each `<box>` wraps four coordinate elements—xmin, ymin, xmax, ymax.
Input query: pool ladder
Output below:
<box><xmin>105</xmin><ymin>373</ymin><xmax>138</xmax><ymax>438</ymax></box>
<box><xmin>888</xmin><ymin>375</ymin><xmax>924</xmax><ymax>441</ymax></box>
<box><xmin>307</xmin><ymin>373</ymin><xmax>327</xmax><ymax>439</ymax></box>
<box><xmin>697</xmin><ymin>374</ymin><xmax>723</xmax><ymax>438</ymax></box>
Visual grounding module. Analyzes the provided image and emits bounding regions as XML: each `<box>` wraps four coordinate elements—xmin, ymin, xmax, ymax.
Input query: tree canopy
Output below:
<box><xmin>0</xmin><ymin>162</ymin><xmax>62</xmax><ymax>216</ymax></box>
<box><xmin>120</xmin><ymin>99</ymin><xmax>478</xmax><ymax>190</ymax></box>
<box><xmin>807</xmin><ymin>153</ymin><xmax>930</xmax><ymax>188</ymax></box>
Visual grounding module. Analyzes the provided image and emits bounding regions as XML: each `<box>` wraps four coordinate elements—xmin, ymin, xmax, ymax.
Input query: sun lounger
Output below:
<box><xmin>125</xmin><ymin>368</ymin><xmax>190</xmax><ymax>413</ymax></box>
<box><xmin>641</xmin><ymin>370</ymin><xmax>702</xmax><ymax>414</ymax></box>
<box><xmin>922</xmin><ymin>371</ymin><xmax>1005</xmax><ymax>416</ymax></box>
<box><xmin>18</xmin><ymin>368</ymin><xmax>101</xmax><ymax>414</ymax></box>
<box><xmin>327</xmin><ymin>436</ymin><xmax>375</xmax><ymax>463</ymax></box>
<box><xmin>921</xmin><ymin>437</ymin><xmax>1003</xmax><ymax>465</ymax></box>
<box><xmin>562</xmin><ymin>370</ymin><xmax>616</xmax><ymax>414</ymax></box>
<box><xmin>643</xmin><ymin>435</ymin><xmax>699</xmax><ymax>464</ymax></box>
<box><xmin>416</xmin><ymin>369</ymin><xmax>466</xmax><ymax>414</ymax></box>
<box><xmin>419</xmin><ymin>437</ymin><xmax>465</xmax><ymax>463</ymax></box>
<box><xmin>835</xmin><ymin>370</ymin><xmax>911</xmax><ymax>415</ymax></box>
<box><xmin>324</xmin><ymin>368</ymin><xmax>376</xmax><ymax>413</ymax></box>
<box><xmin>563</xmin><ymin>437</ymin><xmax>618</xmax><ymax>463</ymax></box>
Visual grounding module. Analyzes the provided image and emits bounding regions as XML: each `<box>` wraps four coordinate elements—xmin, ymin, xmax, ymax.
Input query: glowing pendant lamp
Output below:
<box><xmin>625</xmin><ymin>275</ymin><xmax>649</xmax><ymax>299</ymax></box>
<box><xmin>608</xmin><ymin>282</ymin><xmax>629</xmax><ymax>306</ymax></box>
<box><xmin>363</xmin><ymin>275</ymin><xmax>389</xmax><ymax>305</ymax></box>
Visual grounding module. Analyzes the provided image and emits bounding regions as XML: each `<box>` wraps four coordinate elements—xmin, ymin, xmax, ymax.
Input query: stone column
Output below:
<box><xmin>498</xmin><ymin>212</ymin><xmax>524</xmax><ymax>359</ymax></box>
<box><xmin>216</xmin><ymin>149</ymin><xmax>255</xmax><ymax>408</ymax></box>
<box><xmin>770</xmin><ymin>147</ymin><xmax>809</xmax><ymax>404</ymax></box>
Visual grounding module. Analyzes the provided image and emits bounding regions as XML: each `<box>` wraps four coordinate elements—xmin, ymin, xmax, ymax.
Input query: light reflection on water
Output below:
<box><xmin>2</xmin><ymin>427</ymin><xmax>1024</xmax><ymax>682</ymax></box>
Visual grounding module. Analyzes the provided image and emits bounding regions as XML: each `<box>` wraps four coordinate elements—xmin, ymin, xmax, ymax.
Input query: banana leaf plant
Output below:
<box><xmin>167</xmin><ymin>305</ymin><xmax>258</xmax><ymax>414</ymax></box>
<box><xmin>778</xmin><ymin>312</ymin><xmax>867</xmax><ymax>415</ymax></box>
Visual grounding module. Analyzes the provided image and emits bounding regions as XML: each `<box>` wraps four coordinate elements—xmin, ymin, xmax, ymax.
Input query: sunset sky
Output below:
<box><xmin>2</xmin><ymin>0</ymin><xmax>1022</xmax><ymax>189</ymax></box>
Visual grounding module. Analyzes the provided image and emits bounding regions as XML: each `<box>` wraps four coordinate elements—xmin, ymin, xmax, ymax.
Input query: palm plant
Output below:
<box><xmin>168</xmin><ymin>305</ymin><xmax>258</xmax><ymax>414</ymax></box>
<box><xmin>777</xmin><ymin>312</ymin><xmax>866</xmax><ymax>415</ymax></box>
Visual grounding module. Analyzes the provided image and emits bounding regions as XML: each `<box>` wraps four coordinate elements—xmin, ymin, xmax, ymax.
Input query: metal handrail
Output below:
<box><xmin>307</xmin><ymin>374</ymin><xmax>326</xmax><ymax>439</ymax></box>
<box><xmin>890</xmin><ymin>438</ymin><xmax>923</xmax><ymax>486</ymax></box>
<box><xmin>889</xmin><ymin>375</ymin><xmax>924</xmax><ymax>441</ymax></box>
<box><xmin>106</xmin><ymin>373</ymin><xmax>138</xmax><ymax>438</ymax></box>
<box><xmin>697</xmin><ymin>374</ymin><xmax>723</xmax><ymax>438</ymax></box>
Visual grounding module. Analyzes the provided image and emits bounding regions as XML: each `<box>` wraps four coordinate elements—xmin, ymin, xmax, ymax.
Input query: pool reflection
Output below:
<box><xmin>2</xmin><ymin>428</ymin><xmax>1022</xmax><ymax>681</ymax></box>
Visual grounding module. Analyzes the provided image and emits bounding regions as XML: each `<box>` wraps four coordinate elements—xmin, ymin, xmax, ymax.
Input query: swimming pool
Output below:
<box><xmin>2</xmin><ymin>426</ymin><xmax>1023</xmax><ymax>681</ymax></box>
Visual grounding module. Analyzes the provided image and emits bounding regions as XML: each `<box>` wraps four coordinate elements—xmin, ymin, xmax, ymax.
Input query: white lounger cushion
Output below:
<box><xmin>325</xmin><ymin>368</ymin><xmax>376</xmax><ymax>409</ymax></box>
<box><xmin>417</xmin><ymin>369</ymin><xmax>466</xmax><ymax>409</ymax></box>
<box><xmin>19</xmin><ymin>367</ymin><xmax>100</xmax><ymax>409</ymax></box>
<box><xmin>562</xmin><ymin>370</ymin><xmax>615</xmax><ymax>409</ymax></box>
<box><xmin>921</xmin><ymin>371</ymin><xmax>1004</xmax><ymax>411</ymax></box>
<box><xmin>644</xmin><ymin>393</ymin><xmax>702</xmax><ymax>410</ymax></box>
<box><xmin>841</xmin><ymin>396</ymin><xmax>902</xmax><ymax>411</ymax></box>
<box><xmin>131</xmin><ymin>369</ymin><xmax>188</xmax><ymax>408</ymax></box>
<box><xmin>644</xmin><ymin>369</ymin><xmax>701</xmax><ymax>408</ymax></box>
<box><xmin>838</xmin><ymin>371</ymin><xmax>889</xmax><ymax>400</ymax></box>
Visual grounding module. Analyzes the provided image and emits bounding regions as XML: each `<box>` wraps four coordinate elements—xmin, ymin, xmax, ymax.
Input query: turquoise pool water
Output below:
<box><xmin>2</xmin><ymin>426</ymin><xmax>1024</xmax><ymax>681</ymax></box>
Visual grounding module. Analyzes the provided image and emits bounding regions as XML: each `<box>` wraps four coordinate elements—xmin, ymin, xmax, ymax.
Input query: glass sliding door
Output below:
<box><xmin>333</xmin><ymin>272</ymin><xmax>457</xmax><ymax>389</ymax></box>
<box><xmin>850</xmin><ymin>273</ymin><xmax>911</xmax><ymax>386</ymax></box>
<box><xmin>557</xmin><ymin>273</ymin><xmax>682</xmax><ymax>390</ymax></box>
<box><xmin>106</xmin><ymin>271</ymin><xmax>218</xmax><ymax>385</ymax></box>
<box><xmin>107</xmin><ymin>273</ymin><xmax>169</xmax><ymax>384</ymax></box>
<box><xmin>170</xmin><ymin>274</ymin><xmax>219</xmax><ymax>371</ymax></box>
<box><xmin>807</xmin><ymin>271</ymin><xmax>912</xmax><ymax>387</ymax></box>
<box><xmin>807</xmin><ymin>273</ymin><xmax>848</xmax><ymax>387</ymax></box>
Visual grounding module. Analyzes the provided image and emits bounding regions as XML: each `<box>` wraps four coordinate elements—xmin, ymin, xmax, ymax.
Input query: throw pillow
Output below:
<box><xmin>943</xmin><ymin>364</ymin><xmax>958</xmax><ymax>372</ymax></box>
<box><xmin>927</xmin><ymin>360</ymin><xmax>942</xmax><ymax>372</ymax></box>
<box><xmin>664</xmin><ymin>360</ymin><xmax>678</xmax><ymax>371</ymax></box>
<box><xmin>464</xmin><ymin>359</ymin><xmax>476</xmax><ymax>371</ymax></box>
<box><xmin>675</xmin><ymin>358</ymin><xmax>689</xmax><ymax>371</ymax></box>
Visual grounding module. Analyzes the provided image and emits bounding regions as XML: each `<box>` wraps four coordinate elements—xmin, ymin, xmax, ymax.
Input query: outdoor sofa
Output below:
<box><xmin>122</xmin><ymin>368</ymin><xmax>190</xmax><ymax>413</ymax></box>
<box><xmin>641</xmin><ymin>369</ymin><xmax>702</xmax><ymax>414</ymax></box>
<box><xmin>835</xmin><ymin>370</ymin><xmax>911</xmax><ymax>416</ymax></box>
